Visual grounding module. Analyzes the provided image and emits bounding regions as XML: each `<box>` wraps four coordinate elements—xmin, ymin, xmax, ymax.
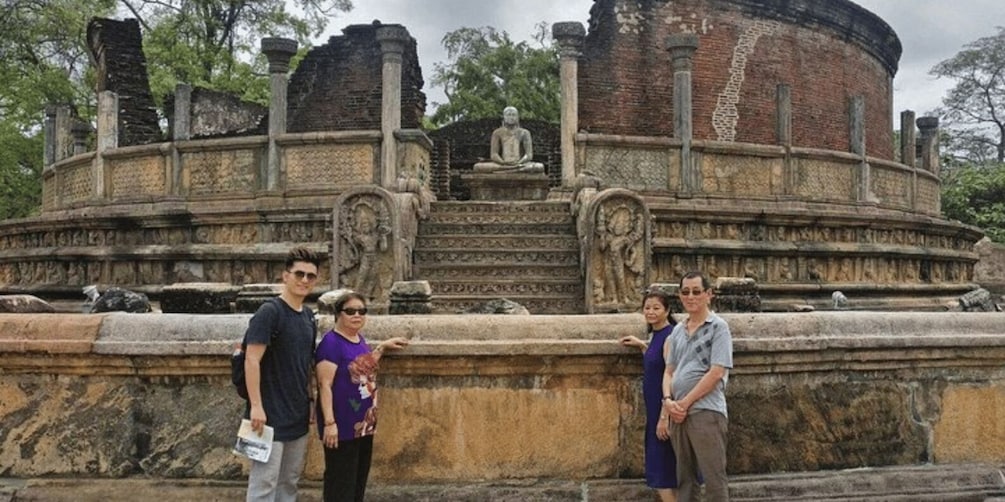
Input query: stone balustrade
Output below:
<box><xmin>1</xmin><ymin>312</ymin><xmax>1002</xmax><ymax>484</ymax></box>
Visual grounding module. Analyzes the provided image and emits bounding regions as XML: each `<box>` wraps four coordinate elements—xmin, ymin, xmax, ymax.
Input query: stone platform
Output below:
<box><xmin>460</xmin><ymin>171</ymin><xmax>551</xmax><ymax>200</ymax></box>
<box><xmin>3</xmin><ymin>464</ymin><xmax>1004</xmax><ymax>501</ymax></box>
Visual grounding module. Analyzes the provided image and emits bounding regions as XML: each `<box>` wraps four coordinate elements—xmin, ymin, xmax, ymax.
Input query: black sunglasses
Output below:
<box><xmin>289</xmin><ymin>270</ymin><xmax>318</xmax><ymax>281</ymax></box>
<box><xmin>341</xmin><ymin>307</ymin><xmax>368</xmax><ymax>316</ymax></box>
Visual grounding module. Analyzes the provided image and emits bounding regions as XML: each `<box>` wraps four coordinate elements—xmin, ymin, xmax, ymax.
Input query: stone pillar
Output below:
<box><xmin>377</xmin><ymin>26</ymin><xmax>410</xmax><ymax>190</ymax></box>
<box><xmin>95</xmin><ymin>91</ymin><xmax>119</xmax><ymax>199</ymax></box>
<box><xmin>666</xmin><ymin>34</ymin><xmax>700</xmax><ymax>194</ymax></box>
<box><xmin>171</xmin><ymin>83</ymin><xmax>192</xmax><ymax>196</ymax></box>
<box><xmin>900</xmin><ymin>110</ymin><xmax>916</xmax><ymax>167</ymax></box>
<box><xmin>172</xmin><ymin>83</ymin><xmax>192</xmax><ymax>142</ymax></box>
<box><xmin>553</xmin><ymin>22</ymin><xmax>586</xmax><ymax>187</ymax></box>
<box><xmin>71</xmin><ymin>121</ymin><xmax>92</xmax><ymax>156</ymax></box>
<box><xmin>776</xmin><ymin>84</ymin><xmax>792</xmax><ymax>146</ymax></box>
<box><xmin>54</xmin><ymin>105</ymin><xmax>73</xmax><ymax>162</ymax></box>
<box><xmin>917</xmin><ymin>116</ymin><xmax>940</xmax><ymax>176</ymax></box>
<box><xmin>43</xmin><ymin>106</ymin><xmax>57</xmax><ymax>168</ymax></box>
<box><xmin>261</xmin><ymin>37</ymin><xmax>298</xmax><ymax>192</ymax></box>
<box><xmin>777</xmin><ymin>84</ymin><xmax>794</xmax><ymax>195</ymax></box>
<box><xmin>849</xmin><ymin>95</ymin><xmax>870</xmax><ymax>202</ymax></box>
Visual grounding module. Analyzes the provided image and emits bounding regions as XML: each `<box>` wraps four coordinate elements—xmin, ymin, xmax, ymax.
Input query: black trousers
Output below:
<box><xmin>323</xmin><ymin>435</ymin><xmax>374</xmax><ymax>502</ymax></box>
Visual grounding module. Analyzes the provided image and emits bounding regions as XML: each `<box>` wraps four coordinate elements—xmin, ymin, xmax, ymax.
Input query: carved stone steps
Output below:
<box><xmin>415</xmin><ymin>235</ymin><xmax>579</xmax><ymax>251</ymax></box>
<box><xmin>430</xmin><ymin>295</ymin><xmax>586</xmax><ymax>315</ymax></box>
<box><xmin>416</xmin><ymin>264</ymin><xmax>581</xmax><ymax>281</ymax></box>
<box><xmin>414</xmin><ymin>249</ymin><xmax>580</xmax><ymax>266</ymax></box>
<box><xmin>414</xmin><ymin>200</ymin><xmax>584</xmax><ymax>314</ymax></box>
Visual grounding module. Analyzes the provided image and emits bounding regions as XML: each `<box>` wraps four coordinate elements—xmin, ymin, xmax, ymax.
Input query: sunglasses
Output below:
<box><xmin>679</xmin><ymin>288</ymin><xmax>706</xmax><ymax>296</ymax></box>
<box><xmin>289</xmin><ymin>270</ymin><xmax>318</xmax><ymax>281</ymax></box>
<box><xmin>341</xmin><ymin>308</ymin><xmax>368</xmax><ymax>316</ymax></box>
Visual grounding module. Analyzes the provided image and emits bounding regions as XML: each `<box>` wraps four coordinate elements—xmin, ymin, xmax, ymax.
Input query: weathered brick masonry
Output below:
<box><xmin>579</xmin><ymin>0</ymin><xmax>899</xmax><ymax>160</ymax></box>
<box><xmin>286</xmin><ymin>22</ymin><xmax>426</xmax><ymax>133</ymax></box>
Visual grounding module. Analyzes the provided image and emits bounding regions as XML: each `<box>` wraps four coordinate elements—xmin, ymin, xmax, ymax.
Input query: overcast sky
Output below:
<box><xmin>320</xmin><ymin>0</ymin><xmax>1004</xmax><ymax>120</ymax></box>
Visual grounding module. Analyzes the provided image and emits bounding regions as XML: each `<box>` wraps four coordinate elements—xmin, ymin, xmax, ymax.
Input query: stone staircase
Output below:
<box><xmin>414</xmin><ymin>201</ymin><xmax>584</xmax><ymax>314</ymax></box>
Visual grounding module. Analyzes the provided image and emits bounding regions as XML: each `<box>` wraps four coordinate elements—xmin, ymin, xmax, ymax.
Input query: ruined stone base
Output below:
<box><xmin>460</xmin><ymin>172</ymin><xmax>550</xmax><ymax>200</ymax></box>
<box><xmin>5</xmin><ymin>464</ymin><xmax>1003</xmax><ymax>501</ymax></box>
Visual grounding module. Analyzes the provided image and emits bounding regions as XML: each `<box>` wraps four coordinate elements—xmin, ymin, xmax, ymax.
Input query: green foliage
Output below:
<box><xmin>430</xmin><ymin>25</ymin><xmax>560</xmax><ymax>126</ymax></box>
<box><xmin>0</xmin><ymin>123</ymin><xmax>43</xmax><ymax>220</ymax></box>
<box><xmin>941</xmin><ymin>163</ymin><xmax>1005</xmax><ymax>242</ymax></box>
<box><xmin>124</xmin><ymin>0</ymin><xmax>351</xmax><ymax>105</ymax></box>
<box><xmin>930</xmin><ymin>27</ymin><xmax>1005</xmax><ymax>164</ymax></box>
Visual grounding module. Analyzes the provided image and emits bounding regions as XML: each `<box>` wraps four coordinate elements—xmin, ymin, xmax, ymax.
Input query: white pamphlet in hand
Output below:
<box><xmin>233</xmin><ymin>419</ymin><xmax>274</xmax><ymax>463</ymax></box>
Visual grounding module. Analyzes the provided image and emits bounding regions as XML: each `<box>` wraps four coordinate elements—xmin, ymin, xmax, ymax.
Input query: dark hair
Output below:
<box><xmin>642</xmin><ymin>289</ymin><xmax>676</xmax><ymax>333</ymax></box>
<box><xmin>285</xmin><ymin>246</ymin><xmax>321</xmax><ymax>270</ymax></box>
<box><xmin>333</xmin><ymin>291</ymin><xmax>367</xmax><ymax>317</ymax></box>
<box><xmin>680</xmin><ymin>270</ymin><xmax>712</xmax><ymax>291</ymax></box>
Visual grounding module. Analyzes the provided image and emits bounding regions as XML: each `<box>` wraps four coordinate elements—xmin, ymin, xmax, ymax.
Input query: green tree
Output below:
<box><xmin>120</xmin><ymin>0</ymin><xmax>352</xmax><ymax>105</ymax></box>
<box><xmin>941</xmin><ymin>162</ymin><xmax>1005</xmax><ymax>242</ymax></box>
<box><xmin>0</xmin><ymin>0</ymin><xmax>116</xmax><ymax>220</ymax></box>
<box><xmin>430</xmin><ymin>24</ymin><xmax>560</xmax><ymax>126</ymax></box>
<box><xmin>930</xmin><ymin>26</ymin><xmax>1005</xmax><ymax>165</ymax></box>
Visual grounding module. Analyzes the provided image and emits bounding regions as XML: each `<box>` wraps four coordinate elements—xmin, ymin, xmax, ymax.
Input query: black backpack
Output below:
<box><xmin>232</xmin><ymin>299</ymin><xmax>281</xmax><ymax>400</ymax></box>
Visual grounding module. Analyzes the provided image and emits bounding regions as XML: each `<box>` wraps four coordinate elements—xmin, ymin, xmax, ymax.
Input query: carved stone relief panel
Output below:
<box><xmin>333</xmin><ymin>187</ymin><xmax>398</xmax><ymax>303</ymax></box>
<box><xmin>870</xmin><ymin>166</ymin><xmax>911</xmax><ymax>210</ymax></box>
<box><xmin>701</xmin><ymin>154</ymin><xmax>779</xmax><ymax>197</ymax></box>
<box><xmin>285</xmin><ymin>144</ymin><xmax>374</xmax><ymax>191</ymax></box>
<box><xmin>794</xmin><ymin>159</ymin><xmax>854</xmax><ymax>201</ymax></box>
<box><xmin>584</xmin><ymin>147</ymin><xmax>669</xmax><ymax>190</ymax></box>
<box><xmin>108</xmin><ymin>155</ymin><xmax>166</xmax><ymax>199</ymax></box>
<box><xmin>60</xmin><ymin>162</ymin><xmax>93</xmax><ymax>205</ymax></box>
<box><xmin>916</xmin><ymin>177</ymin><xmax>940</xmax><ymax>214</ymax></box>
<box><xmin>186</xmin><ymin>149</ymin><xmax>259</xmax><ymax>195</ymax></box>
<box><xmin>583</xmin><ymin>189</ymin><xmax>651</xmax><ymax>312</ymax></box>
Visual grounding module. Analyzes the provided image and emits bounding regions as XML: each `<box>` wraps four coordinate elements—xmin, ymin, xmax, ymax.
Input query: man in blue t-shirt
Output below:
<box><xmin>662</xmin><ymin>271</ymin><xmax>734</xmax><ymax>502</ymax></box>
<box><xmin>243</xmin><ymin>247</ymin><xmax>320</xmax><ymax>502</ymax></box>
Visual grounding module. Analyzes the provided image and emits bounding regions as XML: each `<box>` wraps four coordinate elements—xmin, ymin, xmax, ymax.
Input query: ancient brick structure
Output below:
<box><xmin>579</xmin><ymin>0</ymin><xmax>899</xmax><ymax>160</ymax></box>
<box><xmin>86</xmin><ymin>18</ymin><xmax>161</xmax><ymax>147</ymax></box>
<box><xmin>165</xmin><ymin>87</ymin><xmax>267</xmax><ymax>139</ymax></box>
<box><xmin>286</xmin><ymin>22</ymin><xmax>426</xmax><ymax>132</ymax></box>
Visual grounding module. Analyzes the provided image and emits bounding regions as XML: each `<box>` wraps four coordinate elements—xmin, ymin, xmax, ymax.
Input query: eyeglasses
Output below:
<box><xmin>679</xmin><ymin>288</ymin><xmax>706</xmax><ymax>296</ymax></box>
<box><xmin>341</xmin><ymin>308</ymin><xmax>367</xmax><ymax>316</ymax></box>
<box><xmin>289</xmin><ymin>270</ymin><xmax>318</xmax><ymax>281</ymax></box>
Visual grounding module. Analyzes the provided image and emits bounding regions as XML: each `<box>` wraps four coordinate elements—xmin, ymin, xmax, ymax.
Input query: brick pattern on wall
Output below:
<box><xmin>285</xmin><ymin>23</ymin><xmax>426</xmax><ymax>133</ymax></box>
<box><xmin>579</xmin><ymin>0</ymin><xmax>899</xmax><ymax>160</ymax></box>
<box><xmin>86</xmin><ymin>18</ymin><xmax>162</xmax><ymax>147</ymax></box>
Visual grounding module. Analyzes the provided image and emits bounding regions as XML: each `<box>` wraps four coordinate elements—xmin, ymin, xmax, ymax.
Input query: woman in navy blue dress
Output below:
<box><xmin>620</xmin><ymin>289</ymin><xmax>678</xmax><ymax>502</ymax></box>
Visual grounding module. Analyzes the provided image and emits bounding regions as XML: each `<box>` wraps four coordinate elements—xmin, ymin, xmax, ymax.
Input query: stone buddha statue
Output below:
<box><xmin>473</xmin><ymin>106</ymin><xmax>545</xmax><ymax>174</ymax></box>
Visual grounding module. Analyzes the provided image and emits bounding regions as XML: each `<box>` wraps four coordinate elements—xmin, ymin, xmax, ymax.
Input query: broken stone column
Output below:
<box><xmin>776</xmin><ymin>84</ymin><xmax>792</xmax><ymax>147</ymax></box>
<box><xmin>712</xmin><ymin>277</ymin><xmax>761</xmax><ymax>313</ymax></box>
<box><xmin>666</xmin><ymin>34</ymin><xmax>700</xmax><ymax>194</ymax></box>
<box><xmin>43</xmin><ymin>106</ymin><xmax>57</xmax><ymax>168</ymax></box>
<box><xmin>849</xmin><ymin>95</ymin><xmax>871</xmax><ymax>202</ymax></box>
<box><xmin>71</xmin><ymin>120</ymin><xmax>92</xmax><ymax>156</ymax></box>
<box><xmin>917</xmin><ymin>116</ymin><xmax>940</xmax><ymax>177</ymax></box>
<box><xmin>389</xmin><ymin>281</ymin><xmax>433</xmax><ymax>315</ymax></box>
<box><xmin>553</xmin><ymin>22</ymin><xmax>586</xmax><ymax>187</ymax></box>
<box><xmin>261</xmin><ymin>37</ymin><xmax>298</xmax><ymax>191</ymax></box>
<box><xmin>377</xmin><ymin>26</ymin><xmax>410</xmax><ymax>190</ymax></box>
<box><xmin>900</xmin><ymin>110</ymin><xmax>916</xmax><ymax>168</ymax></box>
<box><xmin>95</xmin><ymin>91</ymin><xmax>119</xmax><ymax>199</ymax></box>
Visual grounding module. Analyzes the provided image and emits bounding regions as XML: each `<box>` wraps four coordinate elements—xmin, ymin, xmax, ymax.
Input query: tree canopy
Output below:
<box><xmin>121</xmin><ymin>0</ymin><xmax>352</xmax><ymax>105</ymax></box>
<box><xmin>941</xmin><ymin>162</ymin><xmax>1005</xmax><ymax>242</ymax></box>
<box><xmin>430</xmin><ymin>25</ymin><xmax>560</xmax><ymax>127</ymax></box>
<box><xmin>930</xmin><ymin>26</ymin><xmax>1005</xmax><ymax>165</ymax></box>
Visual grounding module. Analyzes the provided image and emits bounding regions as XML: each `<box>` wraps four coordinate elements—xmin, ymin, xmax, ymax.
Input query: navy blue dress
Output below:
<box><xmin>643</xmin><ymin>324</ymin><xmax>678</xmax><ymax>489</ymax></box>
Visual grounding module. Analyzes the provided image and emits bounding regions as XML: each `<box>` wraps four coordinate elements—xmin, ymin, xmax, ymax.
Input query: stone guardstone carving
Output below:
<box><xmin>333</xmin><ymin>186</ymin><xmax>423</xmax><ymax>307</ymax></box>
<box><xmin>579</xmin><ymin>188</ymin><xmax>651</xmax><ymax>313</ymax></box>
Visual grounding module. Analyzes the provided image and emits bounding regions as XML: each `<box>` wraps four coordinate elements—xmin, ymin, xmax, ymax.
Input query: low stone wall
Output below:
<box><xmin>0</xmin><ymin>312</ymin><xmax>1003</xmax><ymax>483</ymax></box>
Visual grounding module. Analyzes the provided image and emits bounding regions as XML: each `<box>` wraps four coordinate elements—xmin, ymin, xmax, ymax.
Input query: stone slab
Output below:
<box><xmin>461</xmin><ymin>172</ymin><xmax>551</xmax><ymax>200</ymax></box>
<box><xmin>0</xmin><ymin>314</ymin><xmax>106</xmax><ymax>353</ymax></box>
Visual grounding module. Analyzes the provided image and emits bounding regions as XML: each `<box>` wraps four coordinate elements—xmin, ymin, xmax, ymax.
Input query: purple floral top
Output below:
<box><xmin>315</xmin><ymin>330</ymin><xmax>379</xmax><ymax>442</ymax></box>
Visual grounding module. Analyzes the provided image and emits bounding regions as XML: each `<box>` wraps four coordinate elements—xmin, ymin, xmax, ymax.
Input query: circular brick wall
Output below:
<box><xmin>579</xmin><ymin>0</ymin><xmax>900</xmax><ymax>160</ymax></box>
